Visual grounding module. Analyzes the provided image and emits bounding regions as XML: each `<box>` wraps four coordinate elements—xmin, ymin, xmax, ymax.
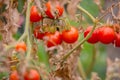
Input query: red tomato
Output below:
<box><xmin>24</xmin><ymin>69</ymin><xmax>40</xmax><ymax>80</ymax></box>
<box><xmin>15</xmin><ymin>42</ymin><xmax>27</xmax><ymax>52</ymax></box>
<box><xmin>44</xmin><ymin>31</ymin><xmax>62</xmax><ymax>47</ymax></box>
<box><xmin>62</xmin><ymin>27</ymin><xmax>79</xmax><ymax>43</ymax></box>
<box><xmin>9</xmin><ymin>70</ymin><xmax>20</xmax><ymax>80</ymax></box>
<box><xmin>45</xmin><ymin>1</ymin><xmax>63</xmax><ymax>19</ymax></box>
<box><xmin>30</xmin><ymin>6</ymin><xmax>42</xmax><ymax>22</ymax></box>
<box><xmin>33</xmin><ymin>26</ymin><xmax>44</xmax><ymax>40</ymax></box>
<box><xmin>114</xmin><ymin>33</ymin><xmax>120</xmax><ymax>47</ymax></box>
<box><xmin>84</xmin><ymin>26</ymin><xmax>99</xmax><ymax>44</ymax></box>
<box><xmin>98</xmin><ymin>27</ymin><xmax>115</xmax><ymax>44</ymax></box>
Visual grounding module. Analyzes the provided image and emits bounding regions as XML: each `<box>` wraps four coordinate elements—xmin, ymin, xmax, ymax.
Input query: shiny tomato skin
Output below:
<box><xmin>62</xmin><ymin>27</ymin><xmax>79</xmax><ymax>43</ymax></box>
<box><xmin>24</xmin><ymin>69</ymin><xmax>40</xmax><ymax>80</ymax></box>
<box><xmin>33</xmin><ymin>26</ymin><xmax>44</xmax><ymax>40</ymax></box>
<box><xmin>84</xmin><ymin>26</ymin><xmax>99</xmax><ymax>44</ymax></box>
<box><xmin>45</xmin><ymin>1</ymin><xmax>63</xmax><ymax>19</ymax></box>
<box><xmin>98</xmin><ymin>27</ymin><xmax>115</xmax><ymax>44</ymax></box>
<box><xmin>30</xmin><ymin>6</ymin><xmax>42</xmax><ymax>22</ymax></box>
<box><xmin>44</xmin><ymin>31</ymin><xmax>62</xmax><ymax>47</ymax></box>
<box><xmin>15</xmin><ymin>42</ymin><xmax>27</xmax><ymax>52</ymax></box>
<box><xmin>114</xmin><ymin>33</ymin><xmax>120</xmax><ymax>47</ymax></box>
<box><xmin>10</xmin><ymin>70</ymin><xmax>20</xmax><ymax>80</ymax></box>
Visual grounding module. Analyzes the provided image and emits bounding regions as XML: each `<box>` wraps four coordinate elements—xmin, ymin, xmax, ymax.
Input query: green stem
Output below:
<box><xmin>78</xmin><ymin>59</ymin><xmax>86</xmax><ymax>80</ymax></box>
<box><xmin>77</xmin><ymin>5</ymin><xmax>96</xmax><ymax>22</ymax></box>
<box><xmin>25</xmin><ymin>0</ymin><xmax>32</xmax><ymax>61</ymax></box>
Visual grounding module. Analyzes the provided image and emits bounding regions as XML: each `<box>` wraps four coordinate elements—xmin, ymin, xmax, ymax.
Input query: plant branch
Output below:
<box><xmin>77</xmin><ymin>5</ymin><xmax>96</xmax><ymax>22</ymax></box>
<box><xmin>25</xmin><ymin>0</ymin><xmax>32</xmax><ymax>61</ymax></box>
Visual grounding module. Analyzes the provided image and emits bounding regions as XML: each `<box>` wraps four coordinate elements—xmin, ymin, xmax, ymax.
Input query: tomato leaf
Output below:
<box><xmin>36</xmin><ymin>41</ymin><xmax>49</xmax><ymax>66</ymax></box>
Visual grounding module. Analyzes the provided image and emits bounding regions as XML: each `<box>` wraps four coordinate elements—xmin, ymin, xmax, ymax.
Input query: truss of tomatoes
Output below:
<box><xmin>33</xmin><ymin>26</ymin><xmax>79</xmax><ymax>48</ymax></box>
<box><xmin>30</xmin><ymin>2</ymin><xmax>79</xmax><ymax>48</ymax></box>
<box><xmin>84</xmin><ymin>25</ymin><xmax>120</xmax><ymax>47</ymax></box>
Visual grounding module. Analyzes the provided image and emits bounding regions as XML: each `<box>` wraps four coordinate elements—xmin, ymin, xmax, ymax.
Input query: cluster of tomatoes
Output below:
<box><xmin>30</xmin><ymin>1</ymin><xmax>63</xmax><ymax>22</ymax></box>
<box><xmin>30</xmin><ymin>1</ymin><xmax>79</xmax><ymax>48</ymax></box>
<box><xmin>9</xmin><ymin>69</ymin><xmax>40</xmax><ymax>80</ymax></box>
<box><xmin>33</xmin><ymin>26</ymin><xmax>79</xmax><ymax>47</ymax></box>
<box><xmin>84</xmin><ymin>25</ymin><xmax>120</xmax><ymax>47</ymax></box>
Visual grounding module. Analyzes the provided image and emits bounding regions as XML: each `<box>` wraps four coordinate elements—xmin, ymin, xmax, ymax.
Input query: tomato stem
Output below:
<box><xmin>77</xmin><ymin>5</ymin><xmax>96</xmax><ymax>22</ymax></box>
<box><xmin>25</xmin><ymin>0</ymin><xmax>32</xmax><ymax>61</ymax></box>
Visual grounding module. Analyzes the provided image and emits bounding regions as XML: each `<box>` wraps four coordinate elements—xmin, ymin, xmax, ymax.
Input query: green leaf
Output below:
<box><xmin>80</xmin><ymin>43</ymin><xmax>106</xmax><ymax>79</ymax></box>
<box><xmin>37</xmin><ymin>41</ymin><xmax>49</xmax><ymax>66</ymax></box>
<box><xmin>13</xmin><ymin>32</ymin><xmax>21</xmax><ymax>40</ymax></box>
<box><xmin>17</xmin><ymin>0</ymin><xmax>25</xmax><ymax>13</ymax></box>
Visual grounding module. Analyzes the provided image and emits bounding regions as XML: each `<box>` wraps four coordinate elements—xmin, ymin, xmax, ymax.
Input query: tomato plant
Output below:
<box><xmin>1</xmin><ymin>0</ymin><xmax>120</xmax><ymax>80</ymax></box>
<box><xmin>62</xmin><ymin>27</ymin><xmax>79</xmax><ymax>43</ymax></box>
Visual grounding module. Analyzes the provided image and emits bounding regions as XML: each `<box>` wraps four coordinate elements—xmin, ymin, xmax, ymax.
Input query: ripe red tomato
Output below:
<box><xmin>44</xmin><ymin>31</ymin><xmax>62</xmax><ymax>47</ymax></box>
<box><xmin>113</xmin><ymin>33</ymin><xmax>120</xmax><ymax>47</ymax></box>
<box><xmin>45</xmin><ymin>1</ymin><xmax>63</xmax><ymax>19</ymax></box>
<box><xmin>9</xmin><ymin>70</ymin><xmax>20</xmax><ymax>80</ymax></box>
<box><xmin>62</xmin><ymin>27</ymin><xmax>79</xmax><ymax>43</ymax></box>
<box><xmin>98</xmin><ymin>27</ymin><xmax>115</xmax><ymax>44</ymax></box>
<box><xmin>24</xmin><ymin>69</ymin><xmax>40</xmax><ymax>80</ymax></box>
<box><xmin>84</xmin><ymin>26</ymin><xmax>99</xmax><ymax>44</ymax></box>
<box><xmin>30</xmin><ymin>6</ymin><xmax>42</xmax><ymax>22</ymax></box>
<box><xmin>33</xmin><ymin>26</ymin><xmax>44</xmax><ymax>40</ymax></box>
<box><xmin>15</xmin><ymin>42</ymin><xmax>27</xmax><ymax>52</ymax></box>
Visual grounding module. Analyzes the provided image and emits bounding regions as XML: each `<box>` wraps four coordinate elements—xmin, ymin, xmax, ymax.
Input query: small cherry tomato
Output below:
<box><xmin>15</xmin><ymin>42</ymin><xmax>27</xmax><ymax>52</ymax></box>
<box><xmin>33</xmin><ymin>26</ymin><xmax>45</xmax><ymax>40</ymax></box>
<box><xmin>9</xmin><ymin>70</ymin><xmax>20</xmax><ymax>80</ymax></box>
<box><xmin>84</xmin><ymin>26</ymin><xmax>99</xmax><ymax>44</ymax></box>
<box><xmin>113</xmin><ymin>33</ymin><xmax>120</xmax><ymax>47</ymax></box>
<box><xmin>62</xmin><ymin>27</ymin><xmax>79</xmax><ymax>43</ymax></box>
<box><xmin>45</xmin><ymin>1</ymin><xmax>63</xmax><ymax>19</ymax></box>
<box><xmin>30</xmin><ymin>5</ymin><xmax>42</xmax><ymax>22</ymax></box>
<box><xmin>44</xmin><ymin>31</ymin><xmax>62</xmax><ymax>47</ymax></box>
<box><xmin>98</xmin><ymin>27</ymin><xmax>115</xmax><ymax>44</ymax></box>
<box><xmin>24</xmin><ymin>69</ymin><xmax>40</xmax><ymax>80</ymax></box>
